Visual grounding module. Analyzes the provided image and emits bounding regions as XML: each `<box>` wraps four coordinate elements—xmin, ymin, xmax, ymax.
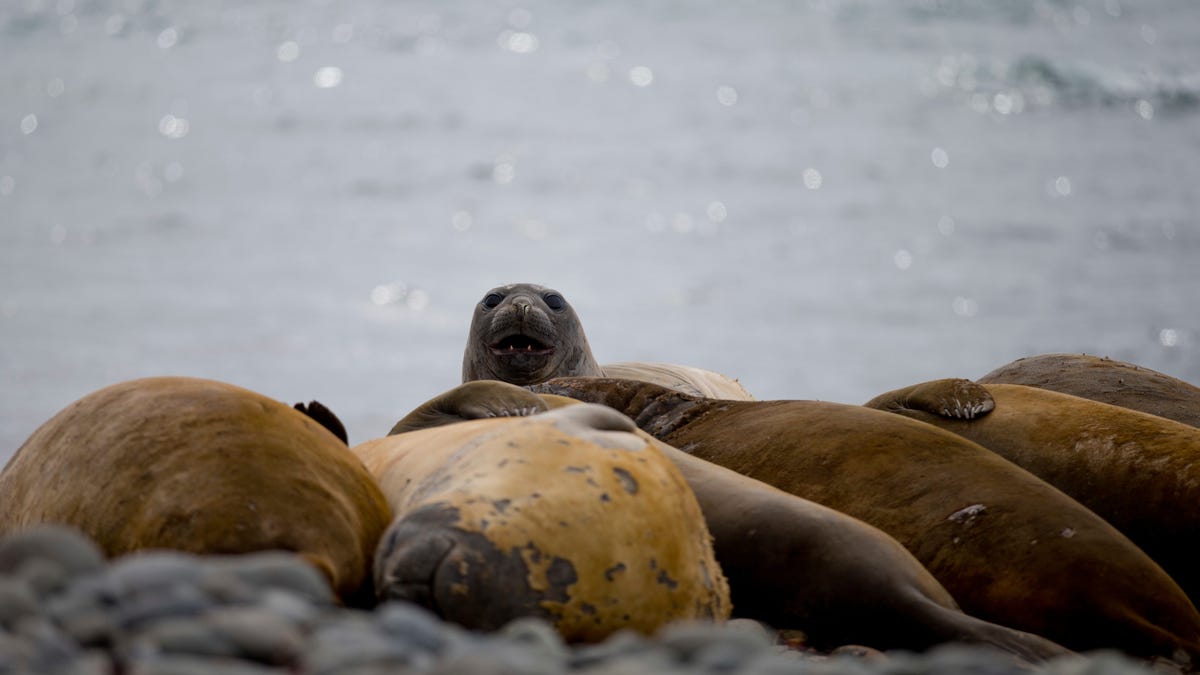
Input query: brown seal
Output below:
<box><xmin>977</xmin><ymin>353</ymin><xmax>1200</xmax><ymax>429</ymax></box>
<box><xmin>387</xmin><ymin>382</ymin><xmax>1069</xmax><ymax>661</ymax></box>
<box><xmin>865</xmin><ymin>377</ymin><xmax>1200</xmax><ymax>606</ymax></box>
<box><xmin>532</xmin><ymin>376</ymin><xmax>1200</xmax><ymax>663</ymax></box>
<box><xmin>0</xmin><ymin>376</ymin><xmax>392</xmax><ymax>606</ymax></box>
<box><xmin>356</xmin><ymin>388</ymin><xmax>729</xmax><ymax>642</ymax></box>
<box><xmin>461</xmin><ymin>283</ymin><xmax>753</xmax><ymax>399</ymax></box>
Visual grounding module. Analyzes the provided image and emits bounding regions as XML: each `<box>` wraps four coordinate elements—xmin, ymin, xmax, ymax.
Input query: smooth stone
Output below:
<box><xmin>106</xmin><ymin>553</ymin><xmax>206</xmax><ymax>594</ymax></box>
<box><xmin>301</xmin><ymin>618</ymin><xmax>422</xmax><ymax>675</ymax></box>
<box><xmin>568</xmin><ymin>630</ymin><xmax>662</xmax><ymax>670</ymax></box>
<box><xmin>498</xmin><ymin>617</ymin><xmax>570</xmax><ymax>662</ymax></box>
<box><xmin>373</xmin><ymin>601</ymin><xmax>460</xmax><ymax>655</ymax></box>
<box><xmin>254</xmin><ymin>589</ymin><xmax>322</xmax><ymax>629</ymax></box>
<box><xmin>113</xmin><ymin>583</ymin><xmax>212</xmax><ymax>630</ymax></box>
<box><xmin>122</xmin><ymin>654</ymin><xmax>287</xmax><ymax>675</ymax></box>
<box><xmin>206</xmin><ymin>607</ymin><xmax>304</xmax><ymax>665</ymax></box>
<box><xmin>0</xmin><ymin>577</ymin><xmax>40</xmax><ymax>629</ymax></box>
<box><xmin>123</xmin><ymin>618</ymin><xmax>240</xmax><ymax>662</ymax></box>
<box><xmin>656</xmin><ymin>620</ymin><xmax>775</xmax><ymax>663</ymax></box>
<box><xmin>0</xmin><ymin>526</ymin><xmax>106</xmax><ymax>578</ymax></box>
<box><xmin>205</xmin><ymin>553</ymin><xmax>335</xmax><ymax>606</ymax></box>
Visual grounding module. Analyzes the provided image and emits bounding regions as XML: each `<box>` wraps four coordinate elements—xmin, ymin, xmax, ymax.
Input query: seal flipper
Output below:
<box><xmin>864</xmin><ymin>379</ymin><xmax>995</xmax><ymax>420</ymax></box>
<box><xmin>388</xmin><ymin>380</ymin><xmax>549</xmax><ymax>435</ymax></box>
<box><xmin>294</xmin><ymin>400</ymin><xmax>349</xmax><ymax>444</ymax></box>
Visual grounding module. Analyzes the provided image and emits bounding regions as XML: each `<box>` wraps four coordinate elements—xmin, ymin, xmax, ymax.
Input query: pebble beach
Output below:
<box><xmin>0</xmin><ymin>526</ymin><xmax>1174</xmax><ymax>675</ymax></box>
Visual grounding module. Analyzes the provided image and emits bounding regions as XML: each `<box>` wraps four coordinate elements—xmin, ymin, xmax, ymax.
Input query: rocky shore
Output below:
<box><xmin>0</xmin><ymin>526</ymin><xmax>1171</xmax><ymax>675</ymax></box>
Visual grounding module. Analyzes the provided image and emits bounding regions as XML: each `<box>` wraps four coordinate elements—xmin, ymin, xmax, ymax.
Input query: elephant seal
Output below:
<box><xmin>0</xmin><ymin>376</ymin><xmax>392</xmax><ymax>607</ymax></box>
<box><xmin>865</xmin><ymin>377</ymin><xmax>1200</xmax><ymax>606</ymax></box>
<box><xmin>462</xmin><ymin>283</ymin><xmax>753</xmax><ymax>399</ymax></box>
<box><xmin>977</xmin><ymin>353</ymin><xmax>1200</xmax><ymax>429</ymax></box>
<box><xmin>387</xmin><ymin>381</ymin><xmax>1070</xmax><ymax>661</ymax></box>
<box><xmin>532</xmin><ymin>377</ymin><xmax>1200</xmax><ymax>663</ymax></box>
<box><xmin>355</xmin><ymin>391</ymin><xmax>730</xmax><ymax>643</ymax></box>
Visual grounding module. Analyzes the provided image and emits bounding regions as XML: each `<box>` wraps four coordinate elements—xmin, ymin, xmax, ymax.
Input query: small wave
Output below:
<box><xmin>1008</xmin><ymin>55</ymin><xmax>1200</xmax><ymax>113</ymax></box>
<box><xmin>930</xmin><ymin>52</ymin><xmax>1200</xmax><ymax>116</ymax></box>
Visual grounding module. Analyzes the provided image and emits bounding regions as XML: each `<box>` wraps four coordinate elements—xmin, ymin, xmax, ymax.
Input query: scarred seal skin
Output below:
<box><xmin>387</xmin><ymin>381</ymin><xmax>1069</xmax><ymax>662</ymax></box>
<box><xmin>532</xmin><ymin>377</ymin><xmax>1200</xmax><ymax>664</ymax></box>
<box><xmin>461</xmin><ymin>283</ymin><xmax>753</xmax><ymax>400</ymax></box>
<box><xmin>354</xmin><ymin>395</ymin><xmax>730</xmax><ymax>643</ymax></box>
<box><xmin>977</xmin><ymin>353</ymin><xmax>1200</xmax><ymax>429</ymax></box>
<box><xmin>866</xmin><ymin>377</ymin><xmax>1200</xmax><ymax>607</ymax></box>
<box><xmin>0</xmin><ymin>376</ymin><xmax>392</xmax><ymax>607</ymax></box>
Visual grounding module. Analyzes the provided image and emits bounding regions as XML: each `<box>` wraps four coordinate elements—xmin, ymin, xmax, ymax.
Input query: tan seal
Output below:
<box><xmin>461</xmin><ymin>283</ymin><xmax>753</xmax><ymax>399</ymax></box>
<box><xmin>866</xmin><ymin>377</ymin><xmax>1200</xmax><ymax>607</ymax></box>
<box><xmin>0</xmin><ymin>376</ymin><xmax>392</xmax><ymax>606</ymax></box>
<box><xmin>978</xmin><ymin>353</ymin><xmax>1200</xmax><ymax>428</ymax></box>
<box><xmin>533</xmin><ymin>376</ymin><xmax>1200</xmax><ymax>662</ymax></box>
<box><xmin>356</xmin><ymin>387</ymin><xmax>729</xmax><ymax>643</ymax></box>
<box><xmin>389</xmin><ymin>381</ymin><xmax>1069</xmax><ymax>661</ymax></box>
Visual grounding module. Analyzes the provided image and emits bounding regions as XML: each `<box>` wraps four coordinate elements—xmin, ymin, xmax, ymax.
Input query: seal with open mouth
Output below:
<box><xmin>462</xmin><ymin>283</ymin><xmax>753</xmax><ymax>399</ymax></box>
<box><xmin>462</xmin><ymin>283</ymin><xmax>602</xmax><ymax>387</ymax></box>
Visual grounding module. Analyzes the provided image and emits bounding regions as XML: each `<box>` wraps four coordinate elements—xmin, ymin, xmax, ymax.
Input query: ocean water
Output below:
<box><xmin>2</xmin><ymin>0</ymin><xmax>1198</xmax><ymax>459</ymax></box>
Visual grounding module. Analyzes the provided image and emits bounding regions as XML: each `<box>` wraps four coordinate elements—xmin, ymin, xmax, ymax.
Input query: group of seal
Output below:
<box><xmin>2</xmin><ymin>283</ymin><xmax>1198</xmax><ymax>668</ymax></box>
<box><xmin>865</xmin><ymin>360</ymin><xmax>1200</xmax><ymax>604</ymax></box>
<box><xmin>386</xmin><ymin>379</ymin><xmax>1067</xmax><ymax>661</ymax></box>
<box><xmin>460</xmin><ymin>283</ymin><xmax>1200</xmax><ymax>664</ymax></box>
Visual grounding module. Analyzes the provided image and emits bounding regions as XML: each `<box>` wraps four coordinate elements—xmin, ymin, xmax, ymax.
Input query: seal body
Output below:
<box><xmin>461</xmin><ymin>283</ymin><xmax>752</xmax><ymax>399</ymax></box>
<box><xmin>0</xmin><ymin>376</ymin><xmax>392</xmax><ymax>606</ymax></box>
<box><xmin>866</xmin><ymin>378</ymin><xmax>1200</xmax><ymax>605</ymax></box>
<box><xmin>354</xmin><ymin>401</ymin><xmax>730</xmax><ymax>642</ymax></box>
<box><xmin>601</xmin><ymin>362</ymin><xmax>754</xmax><ymax>401</ymax></box>
<box><xmin>978</xmin><ymin>353</ymin><xmax>1200</xmax><ymax>429</ymax></box>
<box><xmin>533</xmin><ymin>377</ymin><xmax>1200</xmax><ymax>662</ymax></box>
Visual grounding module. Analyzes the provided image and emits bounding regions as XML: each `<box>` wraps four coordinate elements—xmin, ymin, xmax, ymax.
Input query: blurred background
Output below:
<box><xmin>2</xmin><ymin>0</ymin><xmax>1197</xmax><ymax>458</ymax></box>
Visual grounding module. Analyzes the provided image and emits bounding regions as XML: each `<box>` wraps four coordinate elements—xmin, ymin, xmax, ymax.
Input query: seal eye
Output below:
<box><xmin>482</xmin><ymin>293</ymin><xmax>503</xmax><ymax>309</ymax></box>
<box><xmin>543</xmin><ymin>294</ymin><xmax>566</xmax><ymax>311</ymax></box>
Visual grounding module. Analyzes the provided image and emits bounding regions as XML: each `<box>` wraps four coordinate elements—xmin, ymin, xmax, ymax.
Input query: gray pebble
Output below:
<box><xmin>206</xmin><ymin>606</ymin><xmax>305</xmax><ymax>665</ymax></box>
<box><xmin>254</xmin><ymin>589</ymin><xmax>322</xmax><ymax>628</ymax></box>
<box><xmin>0</xmin><ymin>577</ymin><xmax>40</xmax><ymax>629</ymax></box>
<box><xmin>736</xmin><ymin>649</ymin><xmax>822</xmax><ymax>675</ymax></box>
<box><xmin>889</xmin><ymin>643</ymin><xmax>1037</xmax><ymax>675</ymax></box>
<box><xmin>442</xmin><ymin>633</ymin><xmax>567</xmax><ymax>675</ymax></box>
<box><xmin>15</xmin><ymin>559</ymin><xmax>75</xmax><ymax>599</ymax></box>
<box><xmin>569</xmin><ymin>629</ymin><xmax>663</xmax><ymax>670</ymax></box>
<box><xmin>374</xmin><ymin>600</ymin><xmax>461</xmax><ymax>655</ymax></box>
<box><xmin>498</xmin><ymin>616</ymin><xmax>570</xmax><ymax>662</ymax></box>
<box><xmin>105</xmin><ymin>553</ymin><xmax>206</xmax><ymax>594</ymax></box>
<box><xmin>204</xmin><ymin>553</ymin><xmax>335</xmax><ymax>606</ymax></box>
<box><xmin>0</xmin><ymin>526</ymin><xmax>106</xmax><ymax>578</ymax></box>
<box><xmin>571</xmin><ymin>650</ymin><xmax>696</xmax><ymax>675</ymax></box>
<box><xmin>656</xmin><ymin>619</ymin><xmax>775</xmax><ymax>664</ymax></box>
<box><xmin>122</xmin><ymin>616</ymin><xmax>240</xmax><ymax>662</ymax></box>
<box><xmin>123</xmin><ymin>654</ymin><xmax>287</xmax><ymax>675</ymax></box>
<box><xmin>1042</xmin><ymin>650</ymin><xmax>1167</xmax><ymax>675</ymax></box>
<box><xmin>428</xmin><ymin>647</ymin><xmax>567</xmax><ymax>675</ymax></box>
<box><xmin>301</xmin><ymin>616</ymin><xmax>425</xmax><ymax>674</ymax></box>
<box><xmin>7</xmin><ymin>616</ymin><xmax>86</xmax><ymax>673</ymax></box>
<box><xmin>113</xmin><ymin>582</ymin><xmax>212</xmax><ymax>630</ymax></box>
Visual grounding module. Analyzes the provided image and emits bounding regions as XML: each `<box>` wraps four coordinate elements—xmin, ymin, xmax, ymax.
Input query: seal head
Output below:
<box><xmin>462</xmin><ymin>283</ymin><xmax>602</xmax><ymax>386</ymax></box>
